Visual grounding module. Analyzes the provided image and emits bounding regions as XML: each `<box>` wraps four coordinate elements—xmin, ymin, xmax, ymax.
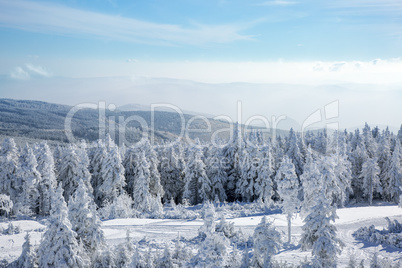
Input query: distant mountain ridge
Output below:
<box><xmin>118</xmin><ymin>103</ymin><xmax>215</xmax><ymax>119</ymax></box>
<box><xmin>0</xmin><ymin>98</ymin><xmax>262</xmax><ymax>145</ymax></box>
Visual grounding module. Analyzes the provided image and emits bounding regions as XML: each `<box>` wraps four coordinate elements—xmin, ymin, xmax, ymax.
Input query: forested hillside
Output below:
<box><xmin>0</xmin><ymin>98</ymin><xmax>241</xmax><ymax>144</ymax></box>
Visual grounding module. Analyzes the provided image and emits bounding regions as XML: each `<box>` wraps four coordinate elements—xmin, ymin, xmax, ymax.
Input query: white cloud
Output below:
<box><xmin>10</xmin><ymin>66</ymin><xmax>30</xmax><ymax>80</ymax></box>
<box><xmin>9</xmin><ymin>64</ymin><xmax>51</xmax><ymax>80</ymax></box>
<box><xmin>329</xmin><ymin>62</ymin><xmax>347</xmax><ymax>72</ymax></box>
<box><xmin>0</xmin><ymin>0</ymin><xmax>254</xmax><ymax>46</ymax></box>
<box><xmin>25</xmin><ymin>63</ymin><xmax>50</xmax><ymax>77</ymax></box>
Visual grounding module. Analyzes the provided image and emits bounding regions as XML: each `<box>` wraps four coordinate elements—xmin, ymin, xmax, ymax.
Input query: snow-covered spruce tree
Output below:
<box><xmin>333</xmin><ymin>151</ymin><xmax>353</xmax><ymax>207</ymax></box>
<box><xmin>362</xmin><ymin>123</ymin><xmax>377</xmax><ymax>158</ymax></box>
<box><xmin>254</xmin><ymin>144</ymin><xmax>275</xmax><ymax>207</ymax></box>
<box><xmin>92</xmin><ymin>247</ymin><xmax>116</xmax><ymax>268</ymax></box>
<box><xmin>221</xmin><ymin>123</ymin><xmax>242</xmax><ymax>201</ymax></box>
<box><xmin>385</xmin><ymin>140</ymin><xmax>402</xmax><ymax>203</ymax></box>
<box><xmin>0</xmin><ymin>138</ymin><xmax>19</xmax><ymax>205</ymax></box>
<box><xmin>300</xmin><ymin>148</ymin><xmax>322</xmax><ymax>218</ymax></box>
<box><xmin>193</xmin><ymin>202</ymin><xmax>230</xmax><ymax>267</ymax></box>
<box><xmin>15</xmin><ymin>232</ymin><xmax>38</xmax><ymax>268</ymax></box>
<box><xmin>285</xmin><ymin>128</ymin><xmax>304</xmax><ymax>178</ymax></box>
<box><xmin>236</xmin><ymin>139</ymin><xmax>259</xmax><ymax>202</ymax></box>
<box><xmin>68</xmin><ymin>179</ymin><xmax>105</xmax><ymax>256</ymax></box>
<box><xmin>313</xmin><ymin>131</ymin><xmax>328</xmax><ymax>155</ymax></box>
<box><xmin>155</xmin><ymin>245</ymin><xmax>175</xmax><ymax>268</ymax></box>
<box><xmin>142</xmin><ymin>140</ymin><xmax>164</xmax><ymax>202</ymax></box>
<box><xmin>97</xmin><ymin>145</ymin><xmax>127</xmax><ymax>208</ymax></box>
<box><xmin>251</xmin><ymin>216</ymin><xmax>282</xmax><ymax>268</ymax></box>
<box><xmin>38</xmin><ymin>184</ymin><xmax>88</xmax><ymax>268</ymax></box>
<box><xmin>328</xmin><ymin>131</ymin><xmax>353</xmax><ymax>207</ymax></box>
<box><xmin>131</xmin><ymin>150</ymin><xmax>153</xmax><ymax>214</ymax></box>
<box><xmin>348</xmin><ymin>135</ymin><xmax>368</xmax><ymax>201</ymax></box>
<box><xmin>158</xmin><ymin>143</ymin><xmax>186</xmax><ymax>204</ymax></box>
<box><xmin>376</xmin><ymin>133</ymin><xmax>391</xmax><ymax>197</ymax></box>
<box><xmin>0</xmin><ymin>194</ymin><xmax>13</xmax><ymax>217</ymax></box>
<box><xmin>183</xmin><ymin>141</ymin><xmax>212</xmax><ymax>205</ymax></box>
<box><xmin>205</xmin><ymin>145</ymin><xmax>227</xmax><ymax>203</ymax></box>
<box><xmin>52</xmin><ymin>145</ymin><xmax>63</xmax><ymax>178</ymax></box>
<box><xmin>199</xmin><ymin>201</ymin><xmax>216</xmax><ymax>236</ymax></box>
<box><xmin>115</xmin><ymin>230</ymin><xmax>134</xmax><ymax>268</ymax></box>
<box><xmin>300</xmin><ymin>190</ymin><xmax>343</xmax><ymax>256</ymax></box>
<box><xmin>76</xmin><ymin>140</ymin><xmax>94</xmax><ymax>194</ymax></box>
<box><xmin>317</xmin><ymin>154</ymin><xmax>346</xmax><ymax>206</ymax></box>
<box><xmin>192</xmin><ymin>229</ymin><xmax>230</xmax><ymax>267</ymax></box>
<box><xmin>34</xmin><ymin>142</ymin><xmax>57</xmax><ymax>216</ymax></box>
<box><xmin>360</xmin><ymin>157</ymin><xmax>381</xmax><ymax>205</ymax></box>
<box><xmin>122</xmin><ymin>146</ymin><xmax>137</xmax><ymax>199</ymax></box>
<box><xmin>89</xmin><ymin>140</ymin><xmax>107</xmax><ymax>207</ymax></box>
<box><xmin>15</xmin><ymin>144</ymin><xmax>40</xmax><ymax>215</ymax></box>
<box><xmin>276</xmin><ymin>155</ymin><xmax>300</xmax><ymax>244</ymax></box>
<box><xmin>58</xmin><ymin>144</ymin><xmax>92</xmax><ymax>203</ymax></box>
<box><xmin>125</xmin><ymin>144</ymin><xmax>163</xmax><ymax>215</ymax></box>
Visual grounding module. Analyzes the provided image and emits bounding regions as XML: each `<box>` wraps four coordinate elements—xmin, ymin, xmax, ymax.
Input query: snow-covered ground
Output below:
<box><xmin>1</xmin><ymin>203</ymin><xmax>401</xmax><ymax>267</ymax></box>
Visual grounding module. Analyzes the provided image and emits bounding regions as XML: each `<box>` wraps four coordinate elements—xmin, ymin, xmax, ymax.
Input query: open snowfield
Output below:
<box><xmin>1</xmin><ymin>203</ymin><xmax>401</xmax><ymax>267</ymax></box>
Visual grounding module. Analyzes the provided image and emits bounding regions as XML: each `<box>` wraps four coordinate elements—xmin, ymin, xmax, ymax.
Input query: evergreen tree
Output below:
<box><xmin>206</xmin><ymin>146</ymin><xmax>227</xmax><ymax>202</ymax></box>
<box><xmin>115</xmin><ymin>230</ymin><xmax>134</xmax><ymax>268</ymax></box>
<box><xmin>360</xmin><ymin>157</ymin><xmax>381</xmax><ymax>205</ymax></box>
<box><xmin>16</xmin><ymin>232</ymin><xmax>38</xmax><ymax>268</ymax></box>
<box><xmin>193</xmin><ymin>203</ymin><xmax>230</xmax><ymax>267</ymax></box>
<box><xmin>143</xmin><ymin>140</ymin><xmax>164</xmax><ymax>200</ymax></box>
<box><xmin>89</xmin><ymin>140</ymin><xmax>108</xmax><ymax>206</ymax></box>
<box><xmin>0</xmin><ymin>138</ymin><xmax>19</xmax><ymax>211</ymax></box>
<box><xmin>300</xmin><ymin>191</ymin><xmax>343</xmax><ymax>255</ymax></box>
<box><xmin>317</xmin><ymin>154</ymin><xmax>350</xmax><ymax>207</ymax></box>
<box><xmin>276</xmin><ymin>155</ymin><xmax>300</xmax><ymax>243</ymax></box>
<box><xmin>38</xmin><ymin>184</ymin><xmax>87</xmax><ymax>267</ymax></box>
<box><xmin>221</xmin><ymin>123</ymin><xmax>242</xmax><ymax>201</ymax></box>
<box><xmin>300</xmin><ymin>149</ymin><xmax>322</xmax><ymax>218</ymax></box>
<box><xmin>35</xmin><ymin>142</ymin><xmax>57</xmax><ymax>215</ymax></box>
<box><xmin>76</xmin><ymin>140</ymin><xmax>94</xmax><ymax>194</ymax></box>
<box><xmin>15</xmin><ymin>144</ymin><xmax>40</xmax><ymax>215</ymax></box>
<box><xmin>183</xmin><ymin>142</ymin><xmax>211</xmax><ymax>205</ymax></box>
<box><xmin>385</xmin><ymin>141</ymin><xmax>402</xmax><ymax>203</ymax></box>
<box><xmin>53</xmin><ymin>145</ymin><xmax>63</xmax><ymax>178</ymax></box>
<box><xmin>236</xmin><ymin>140</ymin><xmax>258</xmax><ymax>202</ymax></box>
<box><xmin>377</xmin><ymin>134</ymin><xmax>392</xmax><ymax>197</ymax></box>
<box><xmin>122</xmin><ymin>146</ymin><xmax>137</xmax><ymax>199</ymax></box>
<box><xmin>58</xmin><ymin>144</ymin><xmax>91</xmax><ymax>203</ymax></box>
<box><xmin>132</xmin><ymin>151</ymin><xmax>152</xmax><ymax>214</ymax></box>
<box><xmin>92</xmin><ymin>248</ymin><xmax>116</xmax><ymax>268</ymax></box>
<box><xmin>363</xmin><ymin>123</ymin><xmax>377</xmax><ymax>158</ymax></box>
<box><xmin>349</xmin><ymin>135</ymin><xmax>368</xmax><ymax>201</ymax></box>
<box><xmin>97</xmin><ymin>146</ymin><xmax>126</xmax><ymax>207</ymax></box>
<box><xmin>0</xmin><ymin>194</ymin><xmax>13</xmax><ymax>217</ymax></box>
<box><xmin>254</xmin><ymin>144</ymin><xmax>275</xmax><ymax>207</ymax></box>
<box><xmin>251</xmin><ymin>216</ymin><xmax>282</xmax><ymax>268</ymax></box>
<box><xmin>285</xmin><ymin>128</ymin><xmax>304</xmax><ymax>177</ymax></box>
<box><xmin>68</xmin><ymin>179</ymin><xmax>105</xmax><ymax>255</ymax></box>
<box><xmin>158</xmin><ymin>143</ymin><xmax>186</xmax><ymax>204</ymax></box>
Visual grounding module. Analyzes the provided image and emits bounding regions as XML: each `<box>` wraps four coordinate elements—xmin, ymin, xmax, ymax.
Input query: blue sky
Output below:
<box><xmin>0</xmin><ymin>0</ymin><xmax>401</xmax><ymax>129</ymax></box>
<box><xmin>1</xmin><ymin>0</ymin><xmax>401</xmax><ymax>62</ymax></box>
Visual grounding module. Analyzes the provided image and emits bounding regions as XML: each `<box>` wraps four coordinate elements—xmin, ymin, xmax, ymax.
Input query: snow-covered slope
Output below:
<box><xmin>1</xmin><ymin>204</ymin><xmax>401</xmax><ymax>266</ymax></box>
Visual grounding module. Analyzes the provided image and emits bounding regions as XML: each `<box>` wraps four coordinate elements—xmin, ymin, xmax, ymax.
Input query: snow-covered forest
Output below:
<box><xmin>1</xmin><ymin>123</ymin><xmax>402</xmax><ymax>267</ymax></box>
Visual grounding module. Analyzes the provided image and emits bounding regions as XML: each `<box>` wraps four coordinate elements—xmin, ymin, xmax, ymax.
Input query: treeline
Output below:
<box><xmin>1</xmin><ymin>123</ymin><xmax>402</xmax><ymax>219</ymax></box>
